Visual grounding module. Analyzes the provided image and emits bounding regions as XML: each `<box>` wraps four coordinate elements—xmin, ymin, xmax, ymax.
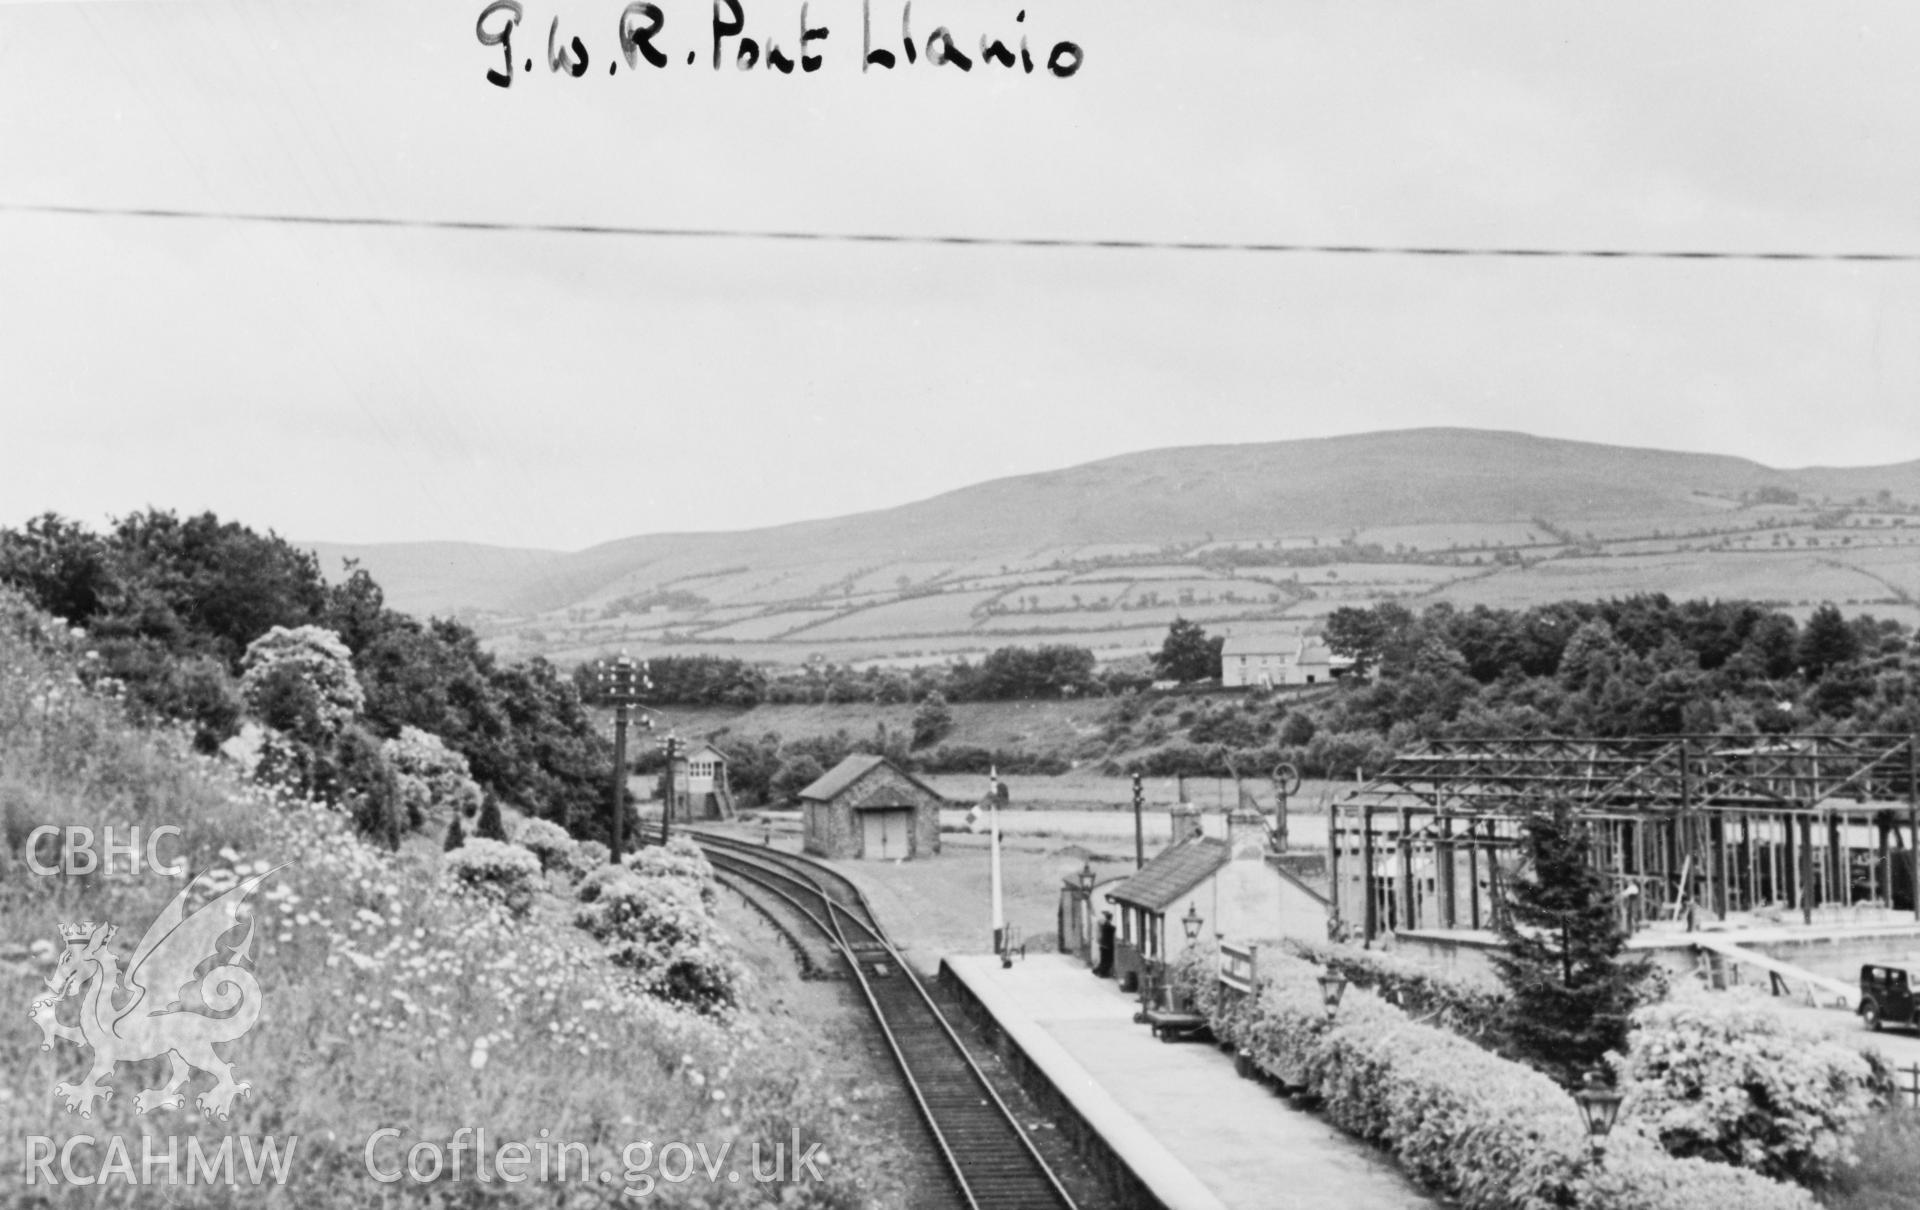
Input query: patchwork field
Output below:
<box><xmin>300</xmin><ymin>432</ymin><xmax>1920</xmax><ymax>669</ymax></box>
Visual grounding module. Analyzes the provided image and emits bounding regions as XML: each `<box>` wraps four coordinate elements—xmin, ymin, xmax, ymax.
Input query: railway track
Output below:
<box><xmin>690</xmin><ymin>830</ymin><xmax>1079</xmax><ymax>1210</ymax></box>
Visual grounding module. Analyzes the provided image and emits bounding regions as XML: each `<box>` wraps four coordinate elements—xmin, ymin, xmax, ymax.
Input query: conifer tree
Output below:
<box><xmin>476</xmin><ymin>793</ymin><xmax>508</xmax><ymax>842</ymax></box>
<box><xmin>1491</xmin><ymin>800</ymin><xmax>1652</xmax><ymax>1083</ymax></box>
<box><xmin>443</xmin><ymin>814</ymin><xmax>467</xmax><ymax>852</ymax></box>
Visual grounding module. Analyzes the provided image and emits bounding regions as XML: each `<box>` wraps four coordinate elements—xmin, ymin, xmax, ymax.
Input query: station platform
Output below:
<box><xmin>942</xmin><ymin>953</ymin><xmax>1438</xmax><ymax>1210</ymax></box>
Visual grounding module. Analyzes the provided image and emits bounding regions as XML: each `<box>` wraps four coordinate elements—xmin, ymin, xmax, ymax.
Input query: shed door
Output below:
<box><xmin>862</xmin><ymin>809</ymin><xmax>912</xmax><ymax>860</ymax></box>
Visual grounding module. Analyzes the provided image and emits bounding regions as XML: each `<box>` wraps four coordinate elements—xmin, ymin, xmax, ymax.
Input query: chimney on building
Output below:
<box><xmin>1168</xmin><ymin>803</ymin><xmax>1203</xmax><ymax>845</ymax></box>
<box><xmin>1226</xmin><ymin>807</ymin><xmax>1270</xmax><ymax>861</ymax></box>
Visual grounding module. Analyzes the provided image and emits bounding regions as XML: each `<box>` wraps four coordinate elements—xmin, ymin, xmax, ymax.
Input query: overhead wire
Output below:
<box><xmin>3</xmin><ymin>200</ymin><xmax>1918</xmax><ymax>262</ymax></box>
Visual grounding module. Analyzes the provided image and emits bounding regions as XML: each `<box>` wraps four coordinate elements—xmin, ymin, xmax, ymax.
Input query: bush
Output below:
<box><xmin>624</xmin><ymin>836</ymin><xmax>719</xmax><ymax>908</ymax></box>
<box><xmin>514</xmin><ymin>816</ymin><xmax>578</xmax><ymax>872</ymax></box>
<box><xmin>1282</xmin><ymin>938</ymin><xmax>1508</xmax><ymax>1045</ymax></box>
<box><xmin>910</xmin><ymin>690</ymin><xmax>953</xmax><ymax>748</ymax></box>
<box><xmin>443</xmin><ymin>837</ymin><xmax>542</xmax><ymax>915</ymax></box>
<box><xmin>382</xmin><ymin>725</ymin><xmax>482</xmax><ymax>831</ymax></box>
<box><xmin>574</xmin><ymin>870</ymin><xmax>741</xmax><ymax>1013</ymax></box>
<box><xmin>238</xmin><ymin>624</ymin><xmax>364</xmax><ymax>745</ymax></box>
<box><xmin>1186</xmin><ymin>950</ymin><xmax>1816</xmax><ymax>1210</ymax></box>
<box><xmin>1614</xmin><ymin>989</ymin><xmax>1878</xmax><ymax>1184</ymax></box>
<box><xmin>570</xmin><ymin>838</ymin><xmax>610</xmax><ymax>874</ymax></box>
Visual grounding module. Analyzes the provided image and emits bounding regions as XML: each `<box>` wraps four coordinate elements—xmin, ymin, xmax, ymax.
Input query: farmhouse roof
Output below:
<box><xmin>798</xmin><ymin>754</ymin><xmax>946</xmax><ymax>804</ymax></box>
<box><xmin>1220</xmin><ymin>633</ymin><xmax>1301</xmax><ymax>658</ymax></box>
<box><xmin>1103</xmin><ymin>837</ymin><xmax>1231</xmax><ymax>913</ymax></box>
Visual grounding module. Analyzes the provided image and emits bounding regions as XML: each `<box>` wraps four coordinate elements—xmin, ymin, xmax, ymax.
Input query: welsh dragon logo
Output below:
<box><xmin>28</xmin><ymin>864</ymin><xmax>282</xmax><ymax>1120</ymax></box>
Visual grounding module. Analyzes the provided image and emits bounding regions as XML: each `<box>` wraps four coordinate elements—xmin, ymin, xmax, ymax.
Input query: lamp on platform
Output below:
<box><xmin>1181</xmin><ymin>903</ymin><xmax>1203</xmax><ymax>942</ymax></box>
<box><xmin>1572</xmin><ymin>1070</ymin><xmax>1624</xmax><ymax>1157</ymax></box>
<box><xmin>1316</xmin><ymin>971</ymin><xmax>1348</xmax><ymax>1017</ymax></box>
<box><xmin>1077</xmin><ymin>861</ymin><xmax>1096</xmax><ymax>896</ymax></box>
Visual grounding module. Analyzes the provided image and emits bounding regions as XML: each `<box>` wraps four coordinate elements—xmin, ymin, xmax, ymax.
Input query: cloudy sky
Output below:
<box><xmin>4</xmin><ymin>0</ymin><xmax>1919</xmax><ymax>550</ymax></box>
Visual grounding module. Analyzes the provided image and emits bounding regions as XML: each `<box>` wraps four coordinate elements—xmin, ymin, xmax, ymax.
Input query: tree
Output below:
<box><xmin>1555</xmin><ymin>619</ymin><xmax>1623</xmax><ymax>693</ymax></box>
<box><xmin>1490</xmin><ymin>801</ymin><xmax>1652</xmax><ymax>1083</ymax></box>
<box><xmin>1154</xmin><ymin>617</ymin><xmax>1220</xmax><ymax>682</ymax></box>
<box><xmin>770</xmin><ymin>754</ymin><xmax>826</xmax><ymax>802</ymax></box>
<box><xmin>443</xmin><ymin>814</ymin><xmax>468</xmax><ymax>852</ymax></box>
<box><xmin>1323</xmin><ymin>606</ymin><xmax>1387</xmax><ymax>677</ymax></box>
<box><xmin>383</xmin><ymin>725</ymin><xmax>484</xmax><ymax>831</ymax></box>
<box><xmin>475</xmin><ymin>794</ymin><xmax>508</xmax><ymax>842</ymax></box>
<box><xmin>1797</xmin><ymin>602</ymin><xmax>1858</xmax><ymax>680</ymax></box>
<box><xmin>0</xmin><ymin>512</ymin><xmax>116</xmax><ymax>623</ymax></box>
<box><xmin>239</xmin><ymin>625</ymin><xmax>365</xmax><ymax>748</ymax></box>
<box><xmin>332</xmin><ymin>724</ymin><xmax>402</xmax><ymax>849</ymax></box>
<box><xmin>911</xmin><ymin>690</ymin><xmax>954</xmax><ymax>748</ymax></box>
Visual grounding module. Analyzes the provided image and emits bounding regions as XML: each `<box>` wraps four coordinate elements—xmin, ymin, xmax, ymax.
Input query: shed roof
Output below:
<box><xmin>798</xmin><ymin>754</ymin><xmax>946</xmax><ymax>804</ymax></box>
<box><xmin>680</xmin><ymin>741</ymin><xmax>728</xmax><ymax>764</ymax></box>
<box><xmin>1103</xmin><ymin>838</ymin><xmax>1231</xmax><ymax>913</ymax></box>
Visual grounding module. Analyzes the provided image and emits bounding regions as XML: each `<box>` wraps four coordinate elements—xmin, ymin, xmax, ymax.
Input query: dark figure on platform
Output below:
<box><xmin>1094</xmin><ymin>911</ymin><xmax>1116</xmax><ymax>977</ymax></box>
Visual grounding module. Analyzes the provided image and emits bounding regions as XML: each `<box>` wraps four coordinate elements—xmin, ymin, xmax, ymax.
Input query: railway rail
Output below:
<box><xmin>689</xmin><ymin>829</ymin><xmax>1079</xmax><ymax>1210</ymax></box>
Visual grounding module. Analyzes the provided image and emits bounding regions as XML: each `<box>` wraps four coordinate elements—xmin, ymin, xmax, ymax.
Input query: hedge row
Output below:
<box><xmin>1280</xmin><ymin>937</ymin><xmax>1509</xmax><ymax>1045</ymax></box>
<box><xmin>1168</xmin><ymin>944</ymin><xmax>1817</xmax><ymax>1210</ymax></box>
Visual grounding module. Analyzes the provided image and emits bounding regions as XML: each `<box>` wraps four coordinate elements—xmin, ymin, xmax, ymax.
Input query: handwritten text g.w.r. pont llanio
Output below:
<box><xmin>475</xmin><ymin>1</ymin><xmax>1084</xmax><ymax>86</ymax></box>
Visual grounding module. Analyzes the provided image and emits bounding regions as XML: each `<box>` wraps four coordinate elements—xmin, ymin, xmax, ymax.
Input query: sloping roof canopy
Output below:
<box><xmin>799</xmin><ymin>754</ymin><xmax>948</xmax><ymax>804</ymax></box>
<box><xmin>1104</xmin><ymin>838</ymin><xmax>1230</xmax><ymax>913</ymax></box>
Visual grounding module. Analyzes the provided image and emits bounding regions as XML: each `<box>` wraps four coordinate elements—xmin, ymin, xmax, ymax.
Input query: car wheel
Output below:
<box><xmin>1863</xmin><ymin>1001</ymin><xmax>1883</xmax><ymax>1032</ymax></box>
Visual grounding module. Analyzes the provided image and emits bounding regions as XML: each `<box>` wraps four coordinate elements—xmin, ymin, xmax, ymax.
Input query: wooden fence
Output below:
<box><xmin>1897</xmin><ymin>1062</ymin><xmax>1920</xmax><ymax>1110</ymax></box>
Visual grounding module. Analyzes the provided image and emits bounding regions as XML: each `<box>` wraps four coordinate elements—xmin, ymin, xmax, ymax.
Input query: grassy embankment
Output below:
<box><xmin>0</xmin><ymin>601</ymin><xmax>900</xmax><ymax>1208</ymax></box>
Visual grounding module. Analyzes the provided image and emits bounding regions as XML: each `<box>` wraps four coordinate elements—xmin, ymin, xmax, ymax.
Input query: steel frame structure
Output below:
<box><xmin>1327</xmin><ymin>734</ymin><xmax>1920</xmax><ymax>944</ymax></box>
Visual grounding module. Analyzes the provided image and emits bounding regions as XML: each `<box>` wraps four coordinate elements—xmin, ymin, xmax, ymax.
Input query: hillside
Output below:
<box><xmin>302</xmin><ymin>539</ymin><xmax>566</xmax><ymax>616</ymax></box>
<box><xmin>301</xmin><ymin>428</ymin><xmax>1920</xmax><ymax>666</ymax></box>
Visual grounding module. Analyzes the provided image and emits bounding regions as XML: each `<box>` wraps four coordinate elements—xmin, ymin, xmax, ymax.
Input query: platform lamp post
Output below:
<box><xmin>1076</xmin><ymin>861</ymin><xmax>1097</xmax><ymax>962</ymax></box>
<box><xmin>594</xmin><ymin>652</ymin><xmax>650</xmax><ymax>867</ymax></box>
<box><xmin>1316</xmin><ymin>970</ymin><xmax>1348</xmax><ymax>1018</ymax></box>
<box><xmin>1181</xmin><ymin>902</ymin><xmax>1204</xmax><ymax>943</ymax></box>
<box><xmin>1572</xmin><ymin>1070</ymin><xmax>1625</xmax><ymax>1161</ymax></box>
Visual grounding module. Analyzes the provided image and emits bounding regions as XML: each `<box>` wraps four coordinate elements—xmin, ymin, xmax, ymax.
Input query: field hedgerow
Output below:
<box><xmin>0</xmin><ymin>590</ymin><xmax>906</xmax><ymax>1208</ymax></box>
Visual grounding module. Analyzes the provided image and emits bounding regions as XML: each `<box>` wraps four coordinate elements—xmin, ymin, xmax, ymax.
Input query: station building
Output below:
<box><xmin>799</xmin><ymin>754</ymin><xmax>944</xmax><ymax>861</ymax></box>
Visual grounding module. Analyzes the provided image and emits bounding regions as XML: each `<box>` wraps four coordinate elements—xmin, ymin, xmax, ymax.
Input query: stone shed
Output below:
<box><xmin>799</xmin><ymin>754</ymin><xmax>944</xmax><ymax>861</ymax></box>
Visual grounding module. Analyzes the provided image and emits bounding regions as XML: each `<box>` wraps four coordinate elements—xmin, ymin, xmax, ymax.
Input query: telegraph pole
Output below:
<box><xmin>595</xmin><ymin>652</ymin><xmax>648</xmax><ymax>866</ymax></box>
<box><xmin>660</xmin><ymin>734</ymin><xmax>679</xmax><ymax>845</ymax></box>
<box><xmin>1132</xmin><ymin>770</ymin><xmax>1145</xmax><ymax>870</ymax></box>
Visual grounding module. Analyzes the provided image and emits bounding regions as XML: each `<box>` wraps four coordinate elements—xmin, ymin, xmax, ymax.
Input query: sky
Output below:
<box><xmin>3</xmin><ymin>0</ymin><xmax>1920</xmax><ymax>551</ymax></box>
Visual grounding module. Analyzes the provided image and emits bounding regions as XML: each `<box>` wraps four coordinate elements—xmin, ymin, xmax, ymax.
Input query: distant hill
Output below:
<box><xmin>302</xmin><ymin>428</ymin><xmax>1920</xmax><ymax>658</ymax></box>
<box><xmin>302</xmin><ymin>541</ymin><xmax>566</xmax><ymax>617</ymax></box>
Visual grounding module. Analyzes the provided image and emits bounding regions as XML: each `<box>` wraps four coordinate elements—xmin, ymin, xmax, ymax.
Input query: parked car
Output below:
<box><xmin>1858</xmin><ymin>962</ymin><xmax>1920</xmax><ymax>1032</ymax></box>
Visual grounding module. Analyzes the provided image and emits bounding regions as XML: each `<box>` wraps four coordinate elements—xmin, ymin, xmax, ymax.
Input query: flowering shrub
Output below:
<box><xmin>237</xmin><ymin>624</ymin><xmax>364</xmax><ymax>743</ymax></box>
<box><xmin>1186</xmin><ymin>950</ymin><xmax>1816</xmax><ymax>1210</ymax></box>
<box><xmin>1614</xmin><ymin>989</ymin><xmax>1878</xmax><ymax>1183</ymax></box>
<box><xmin>570</xmin><ymin>838</ymin><xmax>611</xmax><ymax>875</ymax></box>
<box><xmin>381</xmin><ymin>724</ymin><xmax>482</xmax><ymax>829</ymax></box>
<box><xmin>575</xmin><ymin>870</ymin><xmax>743</xmax><ymax>1014</ymax></box>
<box><xmin>1167</xmin><ymin>934</ymin><xmax>1223</xmax><ymax>1022</ymax></box>
<box><xmin>514</xmin><ymin>816</ymin><xmax>578</xmax><ymax>872</ymax></box>
<box><xmin>443</xmin><ymin>837</ymin><xmax>542</xmax><ymax>915</ymax></box>
<box><xmin>624</xmin><ymin>835</ymin><xmax>720</xmax><ymax>908</ymax></box>
<box><xmin>1283</xmin><ymin>937</ymin><xmax>1509</xmax><ymax>1042</ymax></box>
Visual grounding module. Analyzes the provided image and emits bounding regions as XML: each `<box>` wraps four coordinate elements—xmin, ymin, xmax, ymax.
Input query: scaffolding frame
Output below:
<box><xmin>1327</xmin><ymin>734</ymin><xmax>1920</xmax><ymax>943</ymax></box>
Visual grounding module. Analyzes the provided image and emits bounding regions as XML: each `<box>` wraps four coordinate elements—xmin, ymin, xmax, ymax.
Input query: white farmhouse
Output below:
<box><xmin>1220</xmin><ymin>632</ymin><xmax>1353</xmax><ymax>689</ymax></box>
